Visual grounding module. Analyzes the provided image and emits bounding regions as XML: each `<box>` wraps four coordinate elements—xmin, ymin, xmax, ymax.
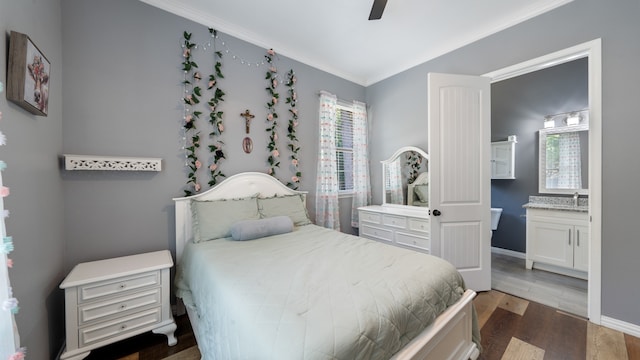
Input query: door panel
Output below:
<box><xmin>428</xmin><ymin>73</ymin><xmax>491</xmax><ymax>291</ymax></box>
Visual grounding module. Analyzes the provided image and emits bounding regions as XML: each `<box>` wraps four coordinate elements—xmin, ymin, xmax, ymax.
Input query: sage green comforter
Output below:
<box><xmin>176</xmin><ymin>224</ymin><xmax>475</xmax><ymax>359</ymax></box>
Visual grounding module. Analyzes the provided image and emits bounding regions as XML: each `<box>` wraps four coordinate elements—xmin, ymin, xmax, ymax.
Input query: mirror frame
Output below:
<box><xmin>381</xmin><ymin>146</ymin><xmax>429</xmax><ymax>208</ymax></box>
<box><xmin>538</xmin><ymin>124</ymin><xmax>589</xmax><ymax>195</ymax></box>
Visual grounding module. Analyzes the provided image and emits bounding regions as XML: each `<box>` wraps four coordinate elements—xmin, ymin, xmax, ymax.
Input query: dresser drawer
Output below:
<box><xmin>360</xmin><ymin>224</ymin><xmax>393</xmax><ymax>242</ymax></box>
<box><xmin>408</xmin><ymin>218</ymin><xmax>430</xmax><ymax>233</ymax></box>
<box><xmin>78</xmin><ymin>288</ymin><xmax>161</xmax><ymax>325</ymax></box>
<box><xmin>360</xmin><ymin>211</ymin><xmax>381</xmax><ymax>224</ymax></box>
<box><xmin>79</xmin><ymin>307</ymin><xmax>161</xmax><ymax>347</ymax></box>
<box><xmin>383</xmin><ymin>214</ymin><xmax>407</xmax><ymax>229</ymax></box>
<box><xmin>79</xmin><ymin>271</ymin><xmax>159</xmax><ymax>303</ymax></box>
<box><xmin>396</xmin><ymin>232</ymin><xmax>430</xmax><ymax>252</ymax></box>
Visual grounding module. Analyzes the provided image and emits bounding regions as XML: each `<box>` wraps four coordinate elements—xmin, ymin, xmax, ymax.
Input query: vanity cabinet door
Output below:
<box><xmin>573</xmin><ymin>225</ymin><xmax>589</xmax><ymax>272</ymax></box>
<box><xmin>527</xmin><ymin>219</ymin><xmax>573</xmax><ymax>269</ymax></box>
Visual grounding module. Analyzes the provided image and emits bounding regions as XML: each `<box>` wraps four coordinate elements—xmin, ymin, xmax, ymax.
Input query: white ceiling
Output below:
<box><xmin>141</xmin><ymin>0</ymin><xmax>572</xmax><ymax>86</ymax></box>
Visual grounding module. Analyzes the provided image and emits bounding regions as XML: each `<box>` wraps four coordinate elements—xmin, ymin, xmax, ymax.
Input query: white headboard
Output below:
<box><xmin>172</xmin><ymin>172</ymin><xmax>308</xmax><ymax>264</ymax></box>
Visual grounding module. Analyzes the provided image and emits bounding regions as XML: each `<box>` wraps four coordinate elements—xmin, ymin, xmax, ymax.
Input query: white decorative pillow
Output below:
<box><xmin>230</xmin><ymin>216</ymin><xmax>293</xmax><ymax>241</ymax></box>
<box><xmin>191</xmin><ymin>197</ymin><xmax>260</xmax><ymax>243</ymax></box>
<box><xmin>414</xmin><ymin>184</ymin><xmax>429</xmax><ymax>204</ymax></box>
<box><xmin>258</xmin><ymin>194</ymin><xmax>311</xmax><ymax>226</ymax></box>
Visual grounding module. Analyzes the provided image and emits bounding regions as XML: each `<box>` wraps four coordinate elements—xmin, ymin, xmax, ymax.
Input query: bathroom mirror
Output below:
<box><xmin>381</xmin><ymin>146</ymin><xmax>429</xmax><ymax>207</ymax></box>
<box><xmin>539</xmin><ymin>123</ymin><xmax>589</xmax><ymax>195</ymax></box>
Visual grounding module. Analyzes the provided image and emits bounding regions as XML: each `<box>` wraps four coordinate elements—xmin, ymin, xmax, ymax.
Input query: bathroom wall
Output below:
<box><xmin>491</xmin><ymin>58</ymin><xmax>588</xmax><ymax>253</ymax></box>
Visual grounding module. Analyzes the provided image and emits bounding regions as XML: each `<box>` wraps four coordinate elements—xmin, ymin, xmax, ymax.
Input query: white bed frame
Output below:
<box><xmin>173</xmin><ymin>172</ymin><xmax>479</xmax><ymax>360</ymax></box>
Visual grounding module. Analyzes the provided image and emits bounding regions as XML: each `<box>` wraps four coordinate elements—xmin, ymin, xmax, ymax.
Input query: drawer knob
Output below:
<box><xmin>120</xmin><ymin>324</ymin><xmax>127</xmax><ymax>330</ymax></box>
<box><xmin>120</xmin><ymin>304</ymin><xmax>127</xmax><ymax>310</ymax></box>
<box><xmin>119</xmin><ymin>284</ymin><xmax>126</xmax><ymax>289</ymax></box>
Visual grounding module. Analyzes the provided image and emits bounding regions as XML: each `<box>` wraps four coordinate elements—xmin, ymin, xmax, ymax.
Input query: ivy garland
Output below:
<box><xmin>285</xmin><ymin>69</ymin><xmax>301</xmax><ymax>189</ymax></box>
<box><xmin>264</xmin><ymin>49</ymin><xmax>280</xmax><ymax>176</ymax></box>
<box><xmin>181</xmin><ymin>31</ymin><xmax>202</xmax><ymax>196</ymax></box>
<box><xmin>206</xmin><ymin>28</ymin><xmax>226</xmax><ymax>186</ymax></box>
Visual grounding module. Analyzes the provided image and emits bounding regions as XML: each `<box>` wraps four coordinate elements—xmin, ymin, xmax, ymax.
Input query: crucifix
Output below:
<box><xmin>240</xmin><ymin>109</ymin><xmax>255</xmax><ymax>134</ymax></box>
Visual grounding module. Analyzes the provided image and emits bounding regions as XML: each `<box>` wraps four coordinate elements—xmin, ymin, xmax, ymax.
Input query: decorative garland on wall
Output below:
<box><xmin>285</xmin><ymin>70</ymin><xmax>301</xmax><ymax>189</ymax></box>
<box><xmin>181</xmin><ymin>31</ymin><xmax>202</xmax><ymax>196</ymax></box>
<box><xmin>0</xmin><ymin>81</ymin><xmax>26</xmax><ymax>360</ymax></box>
<box><xmin>178</xmin><ymin>29</ymin><xmax>303</xmax><ymax>193</ymax></box>
<box><xmin>206</xmin><ymin>28</ymin><xmax>226</xmax><ymax>187</ymax></box>
<box><xmin>264</xmin><ymin>49</ymin><xmax>280</xmax><ymax>177</ymax></box>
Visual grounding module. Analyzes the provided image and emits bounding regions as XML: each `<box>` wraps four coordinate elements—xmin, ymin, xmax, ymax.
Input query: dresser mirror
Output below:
<box><xmin>539</xmin><ymin>111</ymin><xmax>589</xmax><ymax>195</ymax></box>
<box><xmin>381</xmin><ymin>146</ymin><xmax>429</xmax><ymax>208</ymax></box>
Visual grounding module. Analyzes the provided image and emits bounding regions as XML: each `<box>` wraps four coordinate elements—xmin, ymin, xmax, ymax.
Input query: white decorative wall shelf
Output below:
<box><xmin>64</xmin><ymin>154</ymin><xmax>162</xmax><ymax>171</ymax></box>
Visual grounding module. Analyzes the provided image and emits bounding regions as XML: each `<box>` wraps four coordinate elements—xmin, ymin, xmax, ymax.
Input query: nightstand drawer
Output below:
<box><xmin>383</xmin><ymin>214</ymin><xmax>407</xmax><ymax>229</ymax></box>
<box><xmin>79</xmin><ymin>271</ymin><xmax>159</xmax><ymax>303</ymax></box>
<box><xmin>80</xmin><ymin>307</ymin><xmax>161</xmax><ymax>347</ymax></box>
<box><xmin>78</xmin><ymin>288</ymin><xmax>161</xmax><ymax>325</ymax></box>
<box><xmin>360</xmin><ymin>224</ymin><xmax>393</xmax><ymax>242</ymax></box>
<box><xmin>360</xmin><ymin>211</ymin><xmax>381</xmax><ymax>224</ymax></box>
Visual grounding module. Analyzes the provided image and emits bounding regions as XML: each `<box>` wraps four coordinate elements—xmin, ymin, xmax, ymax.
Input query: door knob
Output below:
<box><xmin>432</xmin><ymin>209</ymin><xmax>442</xmax><ymax>216</ymax></box>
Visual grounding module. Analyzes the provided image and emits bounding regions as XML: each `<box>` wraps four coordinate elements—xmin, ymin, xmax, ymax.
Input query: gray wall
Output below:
<box><xmin>60</xmin><ymin>0</ymin><xmax>365</xmax><ymax>270</ymax></box>
<box><xmin>367</xmin><ymin>0</ymin><xmax>640</xmax><ymax>326</ymax></box>
<box><xmin>491</xmin><ymin>58</ymin><xmax>588</xmax><ymax>253</ymax></box>
<box><xmin>0</xmin><ymin>0</ymin><xmax>65</xmax><ymax>358</ymax></box>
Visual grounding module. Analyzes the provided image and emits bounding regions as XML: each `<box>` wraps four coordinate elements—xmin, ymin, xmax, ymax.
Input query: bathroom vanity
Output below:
<box><xmin>524</xmin><ymin>196</ymin><xmax>588</xmax><ymax>279</ymax></box>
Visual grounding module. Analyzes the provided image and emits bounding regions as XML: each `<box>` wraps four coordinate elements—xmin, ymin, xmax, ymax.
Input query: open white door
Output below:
<box><xmin>428</xmin><ymin>73</ymin><xmax>491</xmax><ymax>291</ymax></box>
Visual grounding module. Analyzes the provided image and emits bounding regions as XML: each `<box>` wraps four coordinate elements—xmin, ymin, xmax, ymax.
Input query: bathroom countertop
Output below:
<box><xmin>522</xmin><ymin>195</ymin><xmax>588</xmax><ymax>213</ymax></box>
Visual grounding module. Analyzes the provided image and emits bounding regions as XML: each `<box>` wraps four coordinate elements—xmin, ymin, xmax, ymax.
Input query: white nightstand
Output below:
<box><xmin>59</xmin><ymin>250</ymin><xmax>177</xmax><ymax>360</ymax></box>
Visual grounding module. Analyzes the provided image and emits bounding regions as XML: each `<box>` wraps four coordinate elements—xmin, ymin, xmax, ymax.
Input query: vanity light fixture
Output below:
<box><xmin>543</xmin><ymin>116</ymin><xmax>555</xmax><ymax>128</ymax></box>
<box><xmin>566</xmin><ymin>112</ymin><xmax>581</xmax><ymax>126</ymax></box>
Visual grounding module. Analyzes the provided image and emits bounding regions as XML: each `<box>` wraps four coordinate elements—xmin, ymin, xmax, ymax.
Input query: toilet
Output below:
<box><xmin>490</xmin><ymin>208</ymin><xmax>503</xmax><ymax>235</ymax></box>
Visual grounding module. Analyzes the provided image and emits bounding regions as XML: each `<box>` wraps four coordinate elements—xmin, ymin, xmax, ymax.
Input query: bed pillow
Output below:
<box><xmin>414</xmin><ymin>184</ymin><xmax>429</xmax><ymax>204</ymax></box>
<box><xmin>258</xmin><ymin>194</ymin><xmax>311</xmax><ymax>226</ymax></box>
<box><xmin>230</xmin><ymin>216</ymin><xmax>293</xmax><ymax>241</ymax></box>
<box><xmin>191</xmin><ymin>197</ymin><xmax>260</xmax><ymax>243</ymax></box>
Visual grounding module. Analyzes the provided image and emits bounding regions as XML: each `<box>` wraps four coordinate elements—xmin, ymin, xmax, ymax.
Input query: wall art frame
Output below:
<box><xmin>7</xmin><ymin>31</ymin><xmax>50</xmax><ymax>116</ymax></box>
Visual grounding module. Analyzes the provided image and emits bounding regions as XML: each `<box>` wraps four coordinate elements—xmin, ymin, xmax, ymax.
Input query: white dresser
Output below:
<box><xmin>60</xmin><ymin>250</ymin><xmax>177</xmax><ymax>360</ymax></box>
<box><xmin>358</xmin><ymin>205</ymin><xmax>430</xmax><ymax>253</ymax></box>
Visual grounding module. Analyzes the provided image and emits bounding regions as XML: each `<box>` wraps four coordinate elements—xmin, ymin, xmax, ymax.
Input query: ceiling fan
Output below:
<box><xmin>368</xmin><ymin>0</ymin><xmax>388</xmax><ymax>20</ymax></box>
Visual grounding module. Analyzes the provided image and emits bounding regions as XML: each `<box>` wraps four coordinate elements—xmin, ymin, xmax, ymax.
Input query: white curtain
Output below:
<box><xmin>315</xmin><ymin>91</ymin><xmax>340</xmax><ymax>230</ymax></box>
<box><xmin>557</xmin><ymin>132</ymin><xmax>582</xmax><ymax>189</ymax></box>
<box><xmin>387</xmin><ymin>158</ymin><xmax>404</xmax><ymax>204</ymax></box>
<box><xmin>351</xmin><ymin>101</ymin><xmax>371</xmax><ymax>227</ymax></box>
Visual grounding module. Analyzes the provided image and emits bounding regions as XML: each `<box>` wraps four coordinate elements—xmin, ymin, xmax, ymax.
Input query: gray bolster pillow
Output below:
<box><xmin>230</xmin><ymin>215</ymin><xmax>294</xmax><ymax>241</ymax></box>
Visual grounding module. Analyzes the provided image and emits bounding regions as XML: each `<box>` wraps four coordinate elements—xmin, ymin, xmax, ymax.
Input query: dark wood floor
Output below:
<box><xmin>85</xmin><ymin>291</ymin><xmax>640</xmax><ymax>359</ymax></box>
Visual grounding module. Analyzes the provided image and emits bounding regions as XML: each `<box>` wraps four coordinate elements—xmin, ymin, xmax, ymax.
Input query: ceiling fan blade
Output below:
<box><xmin>368</xmin><ymin>0</ymin><xmax>388</xmax><ymax>20</ymax></box>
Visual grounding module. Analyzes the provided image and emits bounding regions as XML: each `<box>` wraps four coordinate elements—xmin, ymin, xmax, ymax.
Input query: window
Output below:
<box><xmin>335</xmin><ymin>103</ymin><xmax>354</xmax><ymax>193</ymax></box>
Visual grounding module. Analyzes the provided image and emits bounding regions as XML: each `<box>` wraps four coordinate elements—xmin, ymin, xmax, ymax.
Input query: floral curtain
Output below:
<box><xmin>315</xmin><ymin>91</ymin><xmax>340</xmax><ymax>229</ymax></box>
<box><xmin>557</xmin><ymin>132</ymin><xmax>582</xmax><ymax>189</ymax></box>
<box><xmin>387</xmin><ymin>158</ymin><xmax>404</xmax><ymax>204</ymax></box>
<box><xmin>351</xmin><ymin>101</ymin><xmax>371</xmax><ymax>227</ymax></box>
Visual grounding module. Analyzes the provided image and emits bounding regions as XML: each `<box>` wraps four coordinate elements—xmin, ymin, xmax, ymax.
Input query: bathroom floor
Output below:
<box><xmin>491</xmin><ymin>252</ymin><xmax>588</xmax><ymax>317</ymax></box>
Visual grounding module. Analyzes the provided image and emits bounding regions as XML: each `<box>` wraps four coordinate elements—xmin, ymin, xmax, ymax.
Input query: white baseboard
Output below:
<box><xmin>491</xmin><ymin>246</ymin><xmax>526</xmax><ymax>259</ymax></box>
<box><xmin>601</xmin><ymin>316</ymin><xmax>640</xmax><ymax>338</ymax></box>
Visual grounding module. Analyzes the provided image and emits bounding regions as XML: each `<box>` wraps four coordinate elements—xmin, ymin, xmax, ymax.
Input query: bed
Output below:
<box><xmin>173</xmin><ymin>172</ymin><xmax>480</xmax><ymax>360</ymax></box>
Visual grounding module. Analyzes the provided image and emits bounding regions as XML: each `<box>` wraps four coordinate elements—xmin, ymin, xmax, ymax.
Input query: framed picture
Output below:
<box><xmin>6</xmin><ymin>31</ymin><xmax>50</xmax><ymax>116</ymax></box>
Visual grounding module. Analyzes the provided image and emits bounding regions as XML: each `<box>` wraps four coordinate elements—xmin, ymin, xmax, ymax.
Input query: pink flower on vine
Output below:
<box><xmin>195</xmin><ymin>160</ymin><xmax>202</xmax><ymax>169</ymax></box>
<box><xmin>273</xmin><ymin>133</ymin><xmax>278</xmax><ymax>141</ymax></box>
<box><xmin>267</xmin><ymin>113</ymin><xmax>274</xmax><ymax>121</ymax></box>
<box><xmin>210</xmin><ymin>163</ymin><xmax>217</xmax><ymax>171</ymax></box>
<box><xmin>272</xmin><ymin>97</ymin><xmax>278</xmax><ymax>104</ymax></box>
<box><xmin>292</xmin><ymin>76</ymin><xmax>297</xmax><ymax>83</ymax></box>
<box><xmin>292</xmin><ymin>176</ymin><xmax>299</xmax><ymax>182</ymax></box>
<box><xmin>272</xmin><ymin>79</ymin><xmax>278</xmax><ymax>88</ymax></box>
<box><xmin>268</xmin><ymin>168</ymin><xmax>273</xmax><ymax>175</ymax></box>
<box><xmin>208</xmin><ymin>80</ymin><xmax>216</xmax><ymax>88</ymax></box>
<box><xmin>186</xmin><ymin>95</ymin><xmax>193</xmax><ymax>104</ymax></box>
<box><xmin>193</xmin><ymin>72</ymin><xmax>201</xmax><ymax>80</ymax></box>
<box><xmin>183</xmin><ymin>49</ymin><xmax>190</xmax><ymax>57</ymax></box>
<box><xmin>292</xmin><ymin>92</ymin><xmax>297</xmax><ymax>100</ymax></box>
<box><xmin>291</xmin><ymin>109</ymin><xmax>298</xmax><ymax>116</ymax></box>
<box><xmin>267</xmin><ymin>48</ymin><xmax>275</xmax><ymax>56</ymax></box>
<box><xmin>272</xmin><ymin>149</ymin><xmax>279</xmax><ymax>157</ymax></box>
<box><xmin>0</xmin><ymin>186</ymin><xmax>9</xmax><ymax>197</ymax></box>
<box><xmin>194</xmin><ymin>183</ymin><xmax>201</xmax><ymax>192</ymax></box>
<box><xmin>6</xmin><ymin>258</ymin><xmax>13</xmax><ymax>268</ymax></box>
<box><xmin>293</xmin><ymin>120</ymin><xmax>299</xmax><ymax>127</ymax></box>
<box><xmin>269</xmin><ymin>66</ymin><xmax>277</xmax><ymax>73</ymax></box>
<box><xmin>217</xmin><ymin>123</ymin><xmax>224</xmax><ymax>132</ymax></box>
<box><xmin>292</xmin><ymin>159</ymin><xmax>298</xmax><ymax>166</ymax></box>
<box><xmin>185</xmin><ymin>114</ymin><xmax>193</xmax><ymax>123</ymax></box>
